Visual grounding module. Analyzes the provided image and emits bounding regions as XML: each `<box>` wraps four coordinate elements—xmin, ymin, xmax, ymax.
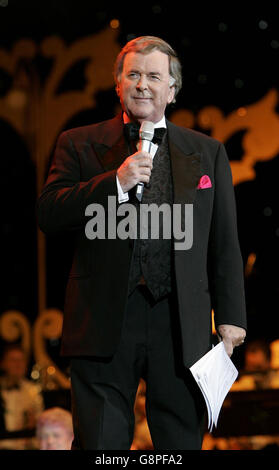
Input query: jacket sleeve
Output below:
<box><xmin>208</xmin><ymin>143</ymin><xmax>247</xmax><ymax>330</ymax></box>
<box><xmin>37</xmin><ymin>131</ymin><xmax>118</xmax><ymax>234</ymax></box>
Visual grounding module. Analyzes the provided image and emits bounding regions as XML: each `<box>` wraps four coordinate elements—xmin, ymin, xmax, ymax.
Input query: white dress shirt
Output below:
<box><xmin>116</xmin><ymin>114</ymin><xmax>167</xmax><ymax>203</ymax></box>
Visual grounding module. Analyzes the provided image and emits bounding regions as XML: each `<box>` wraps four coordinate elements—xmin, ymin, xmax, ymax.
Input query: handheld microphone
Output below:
<box><xmin>136</xmin><ymin>121</ymin><xmax>154</xmax><ymax>202</ymax></box>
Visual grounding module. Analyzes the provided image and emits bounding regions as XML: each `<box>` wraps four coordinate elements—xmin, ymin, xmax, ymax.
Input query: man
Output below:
<box><xmin>0</xmin><ymin>345</ymin><xmax>44</xmax><ymax>449</ymax></box>
<box><xmin>37</xmin><ymin>36</ymin><xmax>247</xmax><ymax>450</ymax></box>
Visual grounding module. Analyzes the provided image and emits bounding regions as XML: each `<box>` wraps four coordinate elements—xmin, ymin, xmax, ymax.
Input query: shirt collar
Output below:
<box><xmin>123</xmin><ymin>112</ymin><xmax>166</xmax><ymax>129</ymax></box>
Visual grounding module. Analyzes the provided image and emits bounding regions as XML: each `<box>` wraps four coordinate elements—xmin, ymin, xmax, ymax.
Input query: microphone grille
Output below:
<box><xmin>139</xmin><ymin>121</ymin><xmax>155</xmax><ymax>141</ymax></box>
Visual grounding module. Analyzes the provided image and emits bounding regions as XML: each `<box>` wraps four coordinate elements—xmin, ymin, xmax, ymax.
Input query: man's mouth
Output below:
<box><xmin>133</xmin><ymin>97</ymin><xmax>152</xmax><ymax>102</ymax></box>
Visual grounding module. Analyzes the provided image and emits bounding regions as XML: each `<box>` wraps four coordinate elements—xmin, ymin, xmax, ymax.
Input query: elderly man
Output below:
<box><xmin>37</xmin><ymin>36</ymin><xmax>246</xmax><ymax>450</ymax></box>
<box><xmin>0</xmin><ymin>345</ymin><xmax>44</xmax><ymax>449</ymax></box>
<box><xmin>36</xmin><ymin>407</ymin><xmax>73</xmax><ymax>450</ymax></box>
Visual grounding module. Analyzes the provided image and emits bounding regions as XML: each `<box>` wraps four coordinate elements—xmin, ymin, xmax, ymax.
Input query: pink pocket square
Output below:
<box><xmin>197</xmin><ymin>175</ymin><xmax>212</xmax><ymax>189</ymax></box>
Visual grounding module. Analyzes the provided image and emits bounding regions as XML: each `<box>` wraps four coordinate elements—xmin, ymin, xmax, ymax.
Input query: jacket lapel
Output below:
<box><xmin>92</xmin><ymin>114</ymin><xmax>129</xmax><ymax>172</ymax></box>
<box><xmin>167</xmin><ymin>120</ymin><xmax>201</xmax><ymax>205</ymax></box>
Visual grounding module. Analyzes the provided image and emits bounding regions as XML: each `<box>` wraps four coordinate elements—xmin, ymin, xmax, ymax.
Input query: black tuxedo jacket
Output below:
<box><xmin>37</xmin><ymin>113</ymin><xmax>246</xmax><ymax>367</ymax></box>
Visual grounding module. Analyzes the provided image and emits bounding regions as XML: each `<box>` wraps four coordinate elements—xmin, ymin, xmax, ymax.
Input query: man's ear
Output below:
<box><xmin>167</xmin><ymin>85</ymin><xmax>176</xmax><ymax>104</ymax></box>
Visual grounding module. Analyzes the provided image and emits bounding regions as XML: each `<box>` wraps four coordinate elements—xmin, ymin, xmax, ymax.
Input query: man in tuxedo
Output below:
<box><xmin>37</xmin><ymin>36</ymin><xmax>247</xmax><ymax>450</ymax></box>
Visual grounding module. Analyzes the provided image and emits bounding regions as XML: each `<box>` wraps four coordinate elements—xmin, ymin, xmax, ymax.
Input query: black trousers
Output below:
<box><xmin>70</xmin><ymin>285</ymin><xmax>205</xmax><ymax>450</ymax></box>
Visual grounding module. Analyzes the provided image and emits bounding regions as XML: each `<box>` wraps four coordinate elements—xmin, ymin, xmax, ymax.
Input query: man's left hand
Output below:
<box><xmin>217</xmin><ymin>324</ymin><xmax>246</xmax><ymax>357</ymax></box>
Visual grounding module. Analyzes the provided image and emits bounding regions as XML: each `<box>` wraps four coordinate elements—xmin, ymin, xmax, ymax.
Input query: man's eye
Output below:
<box><xmin>149</xmin><ymin>75</ymin><xmax>160</xmax><ymax>81</ymax></box>
<box><xmin>129</xmin><ymin>73</ymin><xmax>139</xmax><ymax>78</ymax></box>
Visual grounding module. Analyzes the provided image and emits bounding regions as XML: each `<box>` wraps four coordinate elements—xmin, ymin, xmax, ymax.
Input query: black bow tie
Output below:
<box><xmin>124</xmin><ymin>122</ymin><xmax>166</xmax><ymax>145</ymax></box>
<box><xmin>4</xmin><ymin>383</ymin><xmax>20</xmax><ymax>391</ymax></box>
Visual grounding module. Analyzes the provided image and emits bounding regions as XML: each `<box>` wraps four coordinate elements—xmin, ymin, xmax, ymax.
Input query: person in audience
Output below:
<box><xmin>36</xmin><ymin>407</ymin><xmax>73</xmax><ymax>450</ymax></box>
<box><xmin>232</xmin><ymin>339</ymin><xmax>279</xmax><ymax>390</ymax></box>
<box><xmin>0</xmin><ymin>344</ymin><xmax>44</xmax><ymax>449</ymax></box>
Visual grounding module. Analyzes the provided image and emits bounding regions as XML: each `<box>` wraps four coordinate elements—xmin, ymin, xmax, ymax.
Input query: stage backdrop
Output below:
<box><xmin>0</xmin><ymin>2</ymin><xmax>278</xmax><ymax>383</ymax></box>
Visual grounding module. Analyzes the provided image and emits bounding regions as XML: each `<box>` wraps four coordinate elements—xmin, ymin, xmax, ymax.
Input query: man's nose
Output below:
<box><xmin>136</xmin><ymin>74</ymin><xmax>148</xmax><ymax>91</ymax></box>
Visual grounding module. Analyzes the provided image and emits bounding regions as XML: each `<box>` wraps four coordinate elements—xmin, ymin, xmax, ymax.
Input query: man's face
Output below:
<box><xmin>1</xmin><ymin>350</ymin><xmax>27</xmax><ymax>380</ymax></box>
<box><xmin>39</xmin><ymin>424</ymin><xmax>73</xmax><ymax>450</ymax></box>
<box><xmin>116</xmin><ymin>50</ymin><xmax>175</xmax><ymax>123</ymax></box>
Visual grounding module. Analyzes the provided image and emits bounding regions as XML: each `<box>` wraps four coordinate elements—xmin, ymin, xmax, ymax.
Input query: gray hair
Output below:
<box><xmin>114</xmin><ymin>36</ymin><xmax>182</xmax><ymax>103</ymax></box>
<box><xmin>36</xmin><ymin>407</ymin><xmax>73</xmax><ymax>436</ymax></box>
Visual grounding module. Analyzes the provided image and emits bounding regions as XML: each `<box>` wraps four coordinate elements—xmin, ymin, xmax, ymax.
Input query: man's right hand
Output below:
<box><xmin>117</xmin><ymin>151</ymin><xmax>153</xmax><ymax>193</ymax></box>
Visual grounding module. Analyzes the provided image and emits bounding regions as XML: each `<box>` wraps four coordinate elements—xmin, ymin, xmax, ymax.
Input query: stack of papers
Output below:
<box><xmin>190</xmin><ymin>341</ymin><xmax>238</xmax><ymax>432</ymax></box>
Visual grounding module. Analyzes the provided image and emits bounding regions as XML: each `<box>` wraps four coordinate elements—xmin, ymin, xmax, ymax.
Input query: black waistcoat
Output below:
<box><xmin>128</xmin><ymin>134</ymin><xmax>174</xmax><ymax>301</ymax></box>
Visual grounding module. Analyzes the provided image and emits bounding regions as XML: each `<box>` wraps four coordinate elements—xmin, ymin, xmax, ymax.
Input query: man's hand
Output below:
<box><xmin>117</xmin><ymin>151</ymin><xmax>153</xmax><ymax>193</ymax></box>
<box><xmin>217</xmin><ymin>324</ymin><xmax>246</xmax><ymax>357</ymax></box>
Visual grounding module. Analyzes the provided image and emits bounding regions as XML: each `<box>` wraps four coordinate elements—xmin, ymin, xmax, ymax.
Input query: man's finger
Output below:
<box><xmin>137</xmin><ymin>158</ymin><xmax>153</xmax><ymax>168</ymax></box>
<box><xmin>223</xmin><ymin>339</ymin><xmax>233</xmax><ymax>357</ymax></box>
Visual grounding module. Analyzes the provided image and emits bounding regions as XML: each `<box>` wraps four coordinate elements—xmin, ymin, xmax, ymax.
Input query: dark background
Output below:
<box><xmin>0</xmin><ymin>1</ymin><xmax>278</xmax><ymax>369</ymax></box>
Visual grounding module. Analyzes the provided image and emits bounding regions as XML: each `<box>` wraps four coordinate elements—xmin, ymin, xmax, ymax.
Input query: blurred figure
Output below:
<box><xmin>0</xmin><ymin>344</ymin><xmax>44</xmax><ymax>449</ymax></box>
<box><xmin>232</xmin><ymin>339</ymin><xmax>279</xmax><ymax>390</ymax></box>
<box><xmin>270</xmin><ymin>339</ymin><xmax>279</xmax><ymax>369</ymax></box>
<box><xmin>36</xmin><ymin>407</ymin><xmax>73</xmax><ymax>450</ymax></box>
<box><xmin>245</xmin><ymin>339</ymin><xmax>271</xmax><ymax>372</ymax></box>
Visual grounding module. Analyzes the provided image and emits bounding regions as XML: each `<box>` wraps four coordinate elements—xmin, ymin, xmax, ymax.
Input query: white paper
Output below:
<box><xmin>190</xmin><ymin>341</ymin><xmax>238</xmax><ymax>432</ymax></box>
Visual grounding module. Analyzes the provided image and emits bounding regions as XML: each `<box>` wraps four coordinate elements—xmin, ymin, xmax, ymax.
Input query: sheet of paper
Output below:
<box><xmin>190</xmin><ymin>341</ymin><xmax>238</xmax><ymax>431</ymax></box>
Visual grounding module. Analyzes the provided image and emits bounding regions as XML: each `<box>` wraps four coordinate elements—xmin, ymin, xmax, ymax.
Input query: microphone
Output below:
<box><xmin>136</xmin><ymin>121</ymin><xmax>154</xmax><ymax>202</ymax></box>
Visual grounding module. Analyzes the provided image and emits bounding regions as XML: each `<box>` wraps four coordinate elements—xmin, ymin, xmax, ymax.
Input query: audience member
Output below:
<box><xmin>232</xmin><ymin>339</ymin><xmax>279</xmax><ymax>390</ymax></box>
<box><xmin>270</xmin><ymin>339</ymin><xmax>279</xmax><ymax>369</ymax></box>
<box><xmin>0</xmin><ymin>344</ymin><xmax>44</xmax><ymax>449</ymax></box>
<box><xmin>36</xmin><ymin>407</ymin><xmax>73</xmax><ymax>450</ymax></box>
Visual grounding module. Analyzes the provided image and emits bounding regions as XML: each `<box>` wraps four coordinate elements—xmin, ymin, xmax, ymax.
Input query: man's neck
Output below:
<box><xmin>2</xmin><ymin>376</ymin><xmax>22</xmax><ymax>388</ymax></box>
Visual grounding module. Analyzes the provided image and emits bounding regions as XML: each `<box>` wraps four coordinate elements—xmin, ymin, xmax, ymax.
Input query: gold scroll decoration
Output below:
<box><xmin>0</xmin><ymin>310</ymin><xmax>32</xmax><ymax>359</ymax></box>
<box><xmin>33</xmin><ymin>308</ymin><xmax>70</xmax><ymax>389</ymax></box>
<box><xmin>170</xmin><ymin>89</ymin><xmax>279</xmax><ymax>185</ymax></box>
